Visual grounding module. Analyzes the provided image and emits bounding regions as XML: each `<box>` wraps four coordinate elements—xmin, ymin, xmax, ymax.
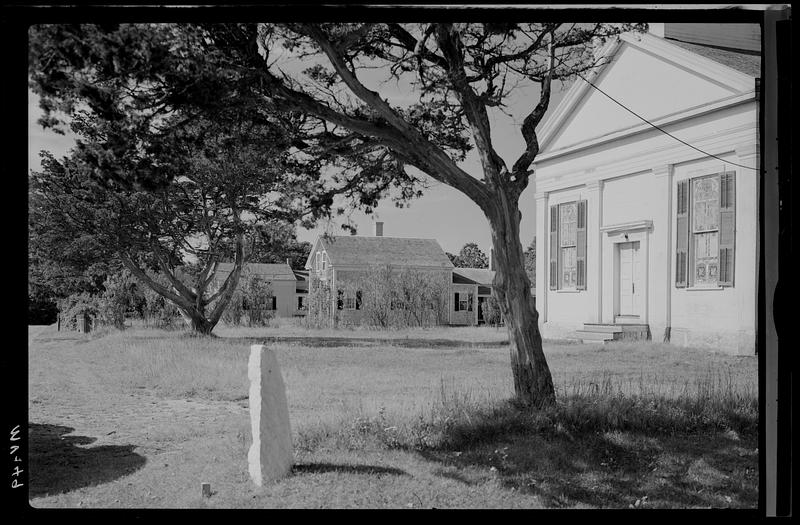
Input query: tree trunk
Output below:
<box><xmin>179</xmin><ymin>307</ymin><xmax>217</xmax><ymax>336</ymax></box>
<box><xmin>487</xmin><ymin>194</ymin><xmax>556</xmax><ymax>408</ymax></box>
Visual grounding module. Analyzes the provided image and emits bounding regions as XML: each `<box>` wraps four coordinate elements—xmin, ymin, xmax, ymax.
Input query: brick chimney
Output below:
<box><xmin>374</xmin><ymin>221</ymin><xmax>384</xmax><ymax>237</ymax></box>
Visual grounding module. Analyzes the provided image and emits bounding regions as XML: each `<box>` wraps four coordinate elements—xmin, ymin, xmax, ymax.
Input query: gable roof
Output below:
<box><xmin>535</xmin><ymin>31</ymin><xmax>758</xmax><ymax>160</ymax></box>
<box><xmin>664</xmin><ymin>38</ymin><xmax>760</xmax><ymax>78</ymax></box>
<box><xmin>310</xmin><ymin>235</ymin><xmax>454</xmax><ymax>269</ymax></box>
<box><xmin>215</xmin><ymin>262</ymin><xmax>296</xmax><ymax>281</ymax></box>
<box><xmin>453</xmin><ymin>267</ymin><xmax>495</xmax><ymax>285</ymax></box>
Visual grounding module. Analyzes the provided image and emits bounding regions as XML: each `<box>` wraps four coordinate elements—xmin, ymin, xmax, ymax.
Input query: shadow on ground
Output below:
<box><xmin>227</xmin><ymin>335</ymin><xmax>509</xmax><ymax>349</ymax></box>
<box><xmin>292</xmin><ymin>462</ymin><xmax>408</xmax><ymax>476</ymax></box>
<box><xmin>416</xmin><ymin>417</ymin><xmax>758</xmax><ymax>509</ymax></box>
<box><xmin>28</xmin><ymin>423</ymin><xmax>147</xmax><ymax>498</ymax></box>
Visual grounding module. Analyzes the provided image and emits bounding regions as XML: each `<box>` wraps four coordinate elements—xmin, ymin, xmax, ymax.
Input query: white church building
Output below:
<box><xmin>532</xmin><ymin>24</ymin><xmax>760</xmax><ymax>354</ymax></box>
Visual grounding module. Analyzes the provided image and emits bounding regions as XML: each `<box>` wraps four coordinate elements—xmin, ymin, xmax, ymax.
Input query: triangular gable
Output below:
<box><xmin>538</xmin><ymin>32</ymin><xmax>757</xmax><ymax>156</ymax></box>
<box><xmin>304</xmin><ymin>236</ymin><xmax>325</xmax><ymax>270</ymax></box>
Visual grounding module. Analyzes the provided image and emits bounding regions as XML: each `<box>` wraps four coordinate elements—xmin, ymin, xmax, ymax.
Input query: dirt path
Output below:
<box><xmin>28</xmin><ymin>326</ymin><xmax>251</xmax><ymax>507</ymax></box>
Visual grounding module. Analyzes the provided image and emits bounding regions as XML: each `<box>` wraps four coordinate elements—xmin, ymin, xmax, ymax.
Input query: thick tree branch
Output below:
<box><xmin>511</xmin><ymin>31</ymin><xmax>556</xmax><ymax>180</ymax></box>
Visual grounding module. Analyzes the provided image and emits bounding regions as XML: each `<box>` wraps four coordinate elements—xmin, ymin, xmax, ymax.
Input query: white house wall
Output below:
<box><xmin>669</xmin><ymin>152</ymin><xmax>758</xmax><ymax>354</ymax></box>
<box><xmin>534</xmin><ymin>100</ymin><xmax>758</xmax><ymax>353</ymax></box>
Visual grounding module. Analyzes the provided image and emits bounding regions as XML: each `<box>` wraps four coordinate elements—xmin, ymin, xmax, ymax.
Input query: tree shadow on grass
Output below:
<box><xmin>28</xmin><ymin>423</ymin><xmax>147</xmax><ymax>498</ymax></box>
<box><xmin>414</xmin><ymin>405</ymin><xmax>759</xmax><ymax>509</ymax></box>
<box><xmin>292</xmin><ymin>462</ymin><xmax>408</xmax><ymax>477</ymax></box>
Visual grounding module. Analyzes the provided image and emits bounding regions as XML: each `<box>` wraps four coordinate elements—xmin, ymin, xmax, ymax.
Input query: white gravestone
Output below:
<box><xmin>248</xmin><ymin>344</ymin><xmax>293</xmax><ymax>486</ymax></box>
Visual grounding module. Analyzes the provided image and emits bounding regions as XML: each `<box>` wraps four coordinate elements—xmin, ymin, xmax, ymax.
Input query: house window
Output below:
<box><xmin>559</xmin><ymin>202</ymin><xmax>578</xmax><ymax>289</ymax></box>
<box><xmin>321</xmin><ymin>252</ymin><xmax>327</xmax><ymax>272</ymax></box>
<box><xmin>454</xmin><ymin>292</ymin><xmax>473</xmax><ymax>312</ymax></box>
<box><xmin>549</xmin><ymin>200</ymin><xmax>587</xmax><ymax>291</ymax></box>
<box><xmin>315</xmin><ymin>251</ymin><xmax>321</xmax><ymax>273</ymax></box>
<box><xmin>692</xmin><ymin>176</ymin><xmax>720</xmax><ymax>286</ymax></box>
<box><xmin>676</xmin><ymin>171</ymin><xmax>735</xmax><ymax>288</ymax></box>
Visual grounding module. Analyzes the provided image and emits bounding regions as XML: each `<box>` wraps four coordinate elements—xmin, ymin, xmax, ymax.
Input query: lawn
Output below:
<box><xmin>27</xmin><ymin>322</ymin><xmax>758</xmax><ymax>509</ymax></box>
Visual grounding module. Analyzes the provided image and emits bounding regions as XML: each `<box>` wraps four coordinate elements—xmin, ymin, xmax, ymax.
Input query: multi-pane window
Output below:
<box><xmin>692</xmin><ymin>176</ymin><xmax>720</xmax><ymax>286</ymax></box>
<box><xmin>559</xmin><ymin>202</ymin><xmax>578</xmax><ymax>289</ymax></box>
<box><xmin>676</xmin><ymin>171</ymin><xmax>735</xmax><ymax>288</ymax></box>
<box><xmin>454</xmin><ymin>292</ymin><xmax>473</xmax><ymax>312</ymax></box>
<box><xmin>549</xmin><ymin>200</ymin><xmax>587</xmax><ymax>291</ymax></box>
<box><xmin>337</xmin><ymin>290</ymin><xmax>361</xmax><ymax>310</ymax></box>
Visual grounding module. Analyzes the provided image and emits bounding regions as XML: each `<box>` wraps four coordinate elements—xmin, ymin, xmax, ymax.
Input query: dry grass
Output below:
<box><xmin>27</xmin><ymin>324</ymin><xmax>758</xmax><ymax>509</ymax></box>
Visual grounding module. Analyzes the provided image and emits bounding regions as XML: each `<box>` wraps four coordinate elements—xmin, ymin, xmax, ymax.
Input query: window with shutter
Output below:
<box><xmin>549</xmin><ymin>206</ymin><xmax>559</xmax><ymax>290</ymax></box>
<box><xmin>676</xmin><ymin>172</ymin><xmax>736</xmax><ymax>288</ymax></box>
<box><xmin>576</xmin><ymin>200</ymin><xmax>587</xmax><ymax>290</ymax></box>
<box><xmin>718</xmin><ymin>171</ymin><xmax>736</xmax><ymax>286</ymax></box>
<box><xmin>559</xmin><ymin>202</ymin><xmax>578</xmax><ymax>289</ymax></box>
<box><xmin>675</xmin><ymin>179</ymin><xmax>690</xmax><ymax>287</ymax></box>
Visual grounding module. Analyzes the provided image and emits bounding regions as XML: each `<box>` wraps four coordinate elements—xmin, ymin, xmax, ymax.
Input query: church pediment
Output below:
<box><xmin>538</xmin><ymin>33</ymin><xmax>757</xmax><ymax>157</ymax></box>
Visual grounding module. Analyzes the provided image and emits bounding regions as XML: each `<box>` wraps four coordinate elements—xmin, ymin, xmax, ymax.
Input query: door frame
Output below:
<box><xmin>616</xmin><ymin>240</ymin><xmax>642</xmax><ymax>318</ymax></box>
<box><xmin>601</xmin><ymin>220</ymin><xmax>652</xmax><ymax>325</ymax></box>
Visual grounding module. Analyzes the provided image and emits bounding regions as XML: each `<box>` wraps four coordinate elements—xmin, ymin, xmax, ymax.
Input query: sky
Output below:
<box><xmin>27</xmin><ymin>28</ymin><xmax>572</xmax><ymax>257</ymax></box>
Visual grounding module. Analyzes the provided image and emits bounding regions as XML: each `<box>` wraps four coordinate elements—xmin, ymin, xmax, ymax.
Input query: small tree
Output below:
<box><xmin>98</xmin><ymin>269</ymin><xmax>138</xmax><ymax>330</ymax></box>
<box><xmin>453</xmin><ymin>242</ymin><xmax>490</xmax><ymax>268</ymax></box>
<box><xmin>306</xmin><ymin>274</ymin><xmax>334</xmax><ymax>329</ymax></box>
<box><xmin>481</xmin><ymin>296</ymin><xmax>502</xmax><ymax>328</ymax></box>
<box><xmin>242</xmin><ymin>276</ymin><xmax>275</xmax><ymax>327</ymax></box>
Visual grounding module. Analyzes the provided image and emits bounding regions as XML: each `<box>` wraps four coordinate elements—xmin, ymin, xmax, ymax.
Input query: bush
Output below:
<box><xmin>141</xmin><ymin>270</ymin><xmax>181</xmax><ymax>329</ymax></box>
<box><xmin>481</xmin><ymin>296</ymin><xmax>502</xmax><ymax>327</ymax></box>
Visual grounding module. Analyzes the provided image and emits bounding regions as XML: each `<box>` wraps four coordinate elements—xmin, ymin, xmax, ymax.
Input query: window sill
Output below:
<box><xmin>555</xmin><ymin>289</ymin><xmax>582</xmax><ymax>293</ymax></box>
<box><xmin>684</xmin><ymin>286</ymin><xmax>726</xmax><ymax>291</ymax></box>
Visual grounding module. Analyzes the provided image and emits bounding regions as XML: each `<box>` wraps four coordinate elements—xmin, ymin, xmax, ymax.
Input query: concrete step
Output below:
<box><xmin>581</xmin><ymin>323</ymin><xmax>624</xmax><ymax>333</ymax></box>
<box><xmin>574</xmin><ymin>330</ymin><xmax>618</xmax><ymax>342</ymax></box>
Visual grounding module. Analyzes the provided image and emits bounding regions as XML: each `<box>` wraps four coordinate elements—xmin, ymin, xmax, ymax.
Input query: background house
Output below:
<box><xmin>305</xmin><ymin>222</ymin><xmax>454</xmax><ymax>327</ymax></box>
<box><xmin>214</xmin><ymin>262</ymin><xmax>299</xmax><ymax>318</ymax></box>
<box><xmin>532</xmin><ymin>24</ymin><xmax>760</xmax><ymax>354</ymax></box>
<box><xmin>452</xmin><ymin>267</ymin><xmax>496</xmax><ymax>325</ymax></box>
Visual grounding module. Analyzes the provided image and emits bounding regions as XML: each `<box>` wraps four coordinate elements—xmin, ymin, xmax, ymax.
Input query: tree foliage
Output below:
<box><xmin>450</xmin><ymin>242</ymin><xmax>489</xmax><ymax>268</ymax></box>
<box><xmin>524</xmin><ymin>237</ymin><xmax>536</xmax><ymax>283</ymax></box>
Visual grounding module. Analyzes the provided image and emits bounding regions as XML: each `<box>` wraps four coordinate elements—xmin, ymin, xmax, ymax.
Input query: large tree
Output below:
<box><xmin>29</xmin><ymin>23</ymin><xmax>420</xmax><ymax>334</ymax></box>
<box><xmin>29</xmin><ymin>116</ymin><xmax>309</xmax><ymax>334</ymax></box>
<box><xmin>244</xmin><ymin>22</ymin><xmax>643</xmax><ymax>406</ymax></box>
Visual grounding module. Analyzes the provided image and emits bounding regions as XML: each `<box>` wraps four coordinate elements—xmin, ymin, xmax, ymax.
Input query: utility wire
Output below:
<box><xmin>575</xmin><ymin>72</ymin><xmax>759</xmax><ymax>172</ymax></box>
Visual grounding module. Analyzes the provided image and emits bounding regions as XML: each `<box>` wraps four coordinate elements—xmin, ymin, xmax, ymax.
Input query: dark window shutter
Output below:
<box><xmin>356</xmin><ymin>290</ymin><xmax>362</xmax><ymax>310</ymax></box>
<box><xmin>271</xmin><ymin>296</ymin><xmax>277</xmax><ymax>310</ymax></box>
<box><xmin>676</xmin><ymin>179</ymin><xmax>690</xmax><ymax>288</ymax></box>
<box><xmin>337</xmin><ymin>289</ymin><xmax>343</xmax><ymax>310</ymax></box>
<box><xmin>576</xmin><ymin>200</ymin><xmax>587</xmax><ymax>290</ymax></box>
<box><xmin>454</xmin><ymin>293</ymin><xmax>459</xmax><ymax>311</ymax></box>
<box><xmin>718</xmin><ymin>171</ymin><xmax>736</xmax><ymax>286</ymax></box>
<box><xmin>549</xmin><ymin>205</ymin><xmax>559</xmax><ymax>290</ymax></box>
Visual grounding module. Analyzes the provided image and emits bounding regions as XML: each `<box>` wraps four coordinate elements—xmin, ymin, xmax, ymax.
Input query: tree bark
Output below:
<box><xmin>487</xmin><ymin>190</ymin><xmax>556</xmax><ymax>408</ymax></box>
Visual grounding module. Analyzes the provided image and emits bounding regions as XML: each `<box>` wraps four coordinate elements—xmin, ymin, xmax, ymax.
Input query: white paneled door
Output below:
<box><xmin>618</xmin><ymin>241</ymin><xmax>641</xmax><ymax>317</ymax></box>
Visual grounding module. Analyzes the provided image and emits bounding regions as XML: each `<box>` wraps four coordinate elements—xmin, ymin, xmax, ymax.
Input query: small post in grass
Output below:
<box><xmin>201</xmin><ymin>482</ymin><xmax>211</xmax><ymax>498</ymax></box>
<box><xmin>247</xmin><ymin>344</ymin><xmax>293</xmax><ymax>486</ymax></box>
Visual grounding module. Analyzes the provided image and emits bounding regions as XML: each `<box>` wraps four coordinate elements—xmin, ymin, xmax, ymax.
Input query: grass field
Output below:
<box><xmin>27</xmin><ymin>322</ymin><xmax>758</xmax><ymax>509</ymax></box>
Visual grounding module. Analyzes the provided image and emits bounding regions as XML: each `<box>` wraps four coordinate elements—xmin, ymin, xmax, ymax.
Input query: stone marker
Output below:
<box><xmin>201</xmin><ymin>482</ymin><xmax>211</xmax><ymax>498</ymax></box>
<box><xmin>247</xmin><ymin>344</ymin><xmax>293</xmax><ymax>486</ymax></box>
